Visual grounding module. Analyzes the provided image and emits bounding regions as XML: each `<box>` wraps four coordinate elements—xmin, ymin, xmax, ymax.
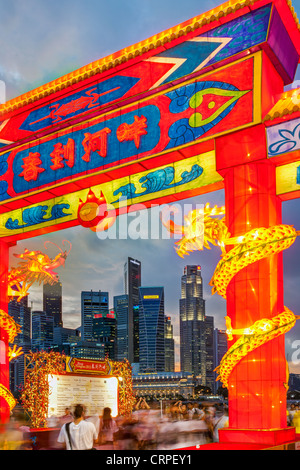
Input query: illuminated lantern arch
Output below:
<box><xmin>0</xmin><ymin>0</ymin><xmax>300</xmax><ymax>448</ymax></box>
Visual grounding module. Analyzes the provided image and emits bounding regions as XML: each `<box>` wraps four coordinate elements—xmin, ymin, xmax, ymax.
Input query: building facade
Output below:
<box><xmin>43</xmin><ymin>281</ymin><xmax>63</xmax><ymax>327</ymax></box>
<box><xmin>69</xmin><ymin>341</ymin><xmax>106</xmax><ymax>360</ymax></box>
<box><xmin>124</xmin><ymin>257</ymin><xmax>141</xmax><ymax>363</ymax></box>
<box><xmin>138</xmin><ymin>286</ymin><xmax>165</xmax><ymax>373</ymax></box>
<box><xmin>31</xmin><ymin>310</ymin><xmax>54</xmax><ymax>352</ymax></box>
<box><xmin>93</xmin><ymin>309</ymin><xmax>117</xmax><ymax>360</ymax></box>
<box><xmin>114</xmin><ymin>294</ymin><xmax>129</xmax><ymax>361</ymax></box>
<box><xmin>8</xmin><ymin>297</ymin><xmax>31</xmax><ymax>346</ymax></box>
<box><xmin>132</xmin><ymin>372</ymin><xmax>196</xmax><ymax>400</ymax></box>
<box><xmin>81</xmin><ymin>290</ymin><xmax>109</xmax><ymax>342</ymax></box>
<box><xmin>179</xmin><ymin>265</ymin><xmax>206</xmax><ymax>383</ymax></box>
<box><xmin>53</xmin><ymin>326</ymin><xmax>81</xmax><ymax>354</ymax></box>
<box><xmin>164</xmin><ymin>316</ymin><xmax>175</xmax><ymax>372</ymax></box>
<box><xmin>8</xmin><ymin>297</ymin><xmax>31</xmax><ymax>393</ymax></box>
<box><xmin>213</xmin><ymin>328</ymin><xmax>228</xmax><ymax>391</ymax></box>
<box><xmin>205</xmin><ymin>316</ymin><xmax>215</xmax><ymax>392</ymax></box>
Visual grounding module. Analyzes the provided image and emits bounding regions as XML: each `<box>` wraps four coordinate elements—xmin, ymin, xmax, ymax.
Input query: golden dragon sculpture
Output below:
<box><xmin>0</xmin><ymin>240</ymin><xmax>71</xmax><ymax>411</ymax></box>
<box><xmin>8</xmin><ymin>240</ymin><xmax>72</xmax><ymax>302</ymax></box>
<box><xmin>161</xmin><ymin>203</ymin><xmax>300</xmax><ymax>388</ymax></box>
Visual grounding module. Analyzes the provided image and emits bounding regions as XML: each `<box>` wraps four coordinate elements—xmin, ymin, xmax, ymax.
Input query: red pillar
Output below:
<box><xmin>0</xmin><ymin>240</ymin><xmax>11</xmax><ymax>423</ymax></box>
<box><xmin>216</xmin><ymin>126</ymin><xmax>296</xmax><ymax>446</ymax></box>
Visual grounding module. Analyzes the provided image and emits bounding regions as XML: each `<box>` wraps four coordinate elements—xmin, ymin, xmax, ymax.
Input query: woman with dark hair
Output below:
<box><xmin>98</xmin><ymin>407</ymin><xmax>118</xmax><ymax>449</ymax></box>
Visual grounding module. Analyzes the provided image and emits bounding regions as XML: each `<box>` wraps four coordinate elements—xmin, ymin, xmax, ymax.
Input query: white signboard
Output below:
<box><xmin>47</xmin><ymin>374</ymin><xmax>118</xmax><ymax>418</ymax></box>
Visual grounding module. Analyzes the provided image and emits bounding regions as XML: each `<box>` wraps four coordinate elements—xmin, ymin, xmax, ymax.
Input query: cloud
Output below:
<box><xmin>0</xmin><ymin>1</ymin><xmax>80</xmax><ymax>97</ymax></box>
<box><xmin>0</xmin><ymin>0</ymin><xmax>225</xmax><ymax>100</ymax></box>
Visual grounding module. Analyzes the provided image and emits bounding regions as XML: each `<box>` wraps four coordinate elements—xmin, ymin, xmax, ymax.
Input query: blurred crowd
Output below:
<box><xmin>0</xmin><ymin>399</ymin><xmax>229</xmax><ymax>450</ymax></box>
<box><xmin>287</xmin><ymin>403</ymin><xmax>300</xmax><ymax>433</ymax></box>
<box><xmin>110</xmin><ymin>399</ymin><xmax>229</xmax><ymax>450</ymax></box>
<box><xmin>3</xmin><ymin>399</ymin><xmax>300</xmax><ymax>449</ymax></box>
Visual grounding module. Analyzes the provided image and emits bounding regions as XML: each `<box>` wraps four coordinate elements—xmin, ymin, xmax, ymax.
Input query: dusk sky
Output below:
<box><xmin>1</xmin><ymin>0</ymin><xmax>300</xmax><ymax>372</ymax></box>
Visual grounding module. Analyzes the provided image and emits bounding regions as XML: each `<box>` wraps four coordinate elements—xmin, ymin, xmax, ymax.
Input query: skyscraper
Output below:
<box><xmin>179</xmin><ymin>265</ymin><xmax>206</xmax><ymax>382</ymax></box>
<box><xmin>43</xmin><ymin>281</ymin><xmax>63</xmax><ymax>327</ymax></box>
<box><xmin>8</xmin><ymin>297</ymin><xmax>31</xmax><ymax>346</ymax></box>
<box><xmin>213</xmin><ymin>328</ymin><xmax>228</xmax><ymax>391</ymax></box>
<box><xmin>81</xmin><ymin>290</ymin><xmax>109</xmax><ymax>341</ymax></box>
<box><xmin>164</xmin><ymin>316</ymin><xmax>175</xmax><ymax>372</ymax></box>
<box><xmin>93</xmin><ymin>309</ymin><xmax>117</xmax><ymax>360</ymax></box>
<box><xmin>53</xmin><ymin>326</ymin><xmax>81</xmax><ymax>354</ymax></box>
<box><xmin>124</xmin><ymin>257</ymin><xmax>141</xmax><ymax>363</ymax></box>
<box><xmin>205</xmin><ymin>315</ymin><xmax>215</xmax><ymax>392</ymax></box>
<box><xmin>31</xmin><ymin>310</ymin><xmax>54</xmax><ymax>351</ymax></box>
<box><xmin>114</xmin><ymin>294</ymin><xmax>129</xmax><ymax>361</ymax></box>
<box><xmin>138</xmin><ymin>286</ymin><xmax>165</xmax><ymax>373</ymax></box>
<box><xmin>9</xmin><ymin>297</ymin><xmax>31</xmax><ymax>392</ymax></box>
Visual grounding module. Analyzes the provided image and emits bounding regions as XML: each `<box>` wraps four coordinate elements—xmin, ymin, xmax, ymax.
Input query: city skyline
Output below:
<box><xmin>11</xmin><ymin>261</ymin><xmax>222</xmax><ymax>378</ymax></box>
<box><xmin>8</xmin><ymin>188</ymin><xmax>300</xmax><ymax>373</ymax></box>
<box><xmin>15</xmin><ymin>232</ymin><xmax>225</xmax><ymax>372</ymax></box>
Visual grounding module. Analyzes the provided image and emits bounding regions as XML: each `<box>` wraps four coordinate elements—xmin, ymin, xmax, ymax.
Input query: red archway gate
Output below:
<box><xmin>1</xmin><ymin>0</ymin><xmax>300</xmax><ymax>447</ymax></box>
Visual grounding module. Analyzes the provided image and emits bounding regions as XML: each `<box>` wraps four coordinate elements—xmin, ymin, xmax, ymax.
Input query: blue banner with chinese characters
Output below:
<box><xmin>0</xmin><ymin>56</ymin><xmax>256</xmax><ymax>202</ymax></box>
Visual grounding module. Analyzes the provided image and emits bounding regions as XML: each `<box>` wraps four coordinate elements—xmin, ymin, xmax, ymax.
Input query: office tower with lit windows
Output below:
<box><xmin>124</xmin><ymin>257</ymin><xmax>141</xmax><ymax>363</ymax></box>
<box><xmin>9</xmin><ymin>297</ymin><xmax>31</xmax><ymax>392</ymax></box>
<box><xmin>114</xmin><ymin>294</ymin><xmax>129</xmax><ymax>361</ymax></box>
<box><xmin>31</xmin><ymin>310</ymin><xmax>54</xmax><ymax>352</ymax></box>
<box><xmin>53</xmin><ymin>326</ymin><xmax>81</xmax><ymax>354</ymax></box>
<box><xmin>9</xmin><ymin>297</ymin><xmax>31</xmax><ymax>346</ymax></box>
<box><xmin>213</xmin><ymin>328</ymin><xmax>228</xmax><ymax>391</ymax></box>
<box><xmin>69</xmin><ymin>341</ymin><xmax>106</xmax><ymax>360</ymax></box>
<box><xmin>164</xmin><ymin>316</ymin><xmax>175</xmax><ymax>372</ymax></box>
<box><xmin>93</xmin><ymin>309</ymin><xmax>117</xmax><ymax>360</ymax></box>
<box><xmin>138</xmin><ymin>286</ymin><xmax>165</xmax><ymax>373</ymax></box>
<box><xmin>43</xmin><ymin>281</ymin><xmax>63</xmax><ymax>327</ymax></box>
<box><xmin>205</xmin><ymin>315</ymin><xmax>215</xmax><ymax>392</ymax></box>
<box><xmin>179</xmin><ymin>265</ymin><xmax>206</xmax><ymax>382</ymax></box>
<box><xmin>81</xmin><ymin>290</ymin><xmax>109</xmax><ymax>342</ymax></box>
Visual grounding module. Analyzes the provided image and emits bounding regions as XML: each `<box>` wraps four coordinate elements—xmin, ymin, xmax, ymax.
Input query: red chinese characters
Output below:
<box><xmin>18</xmin><ymin>116</ymin><xmax>148</xmax><ymax>183</ymax></box>
<box><xmin>82</xmin><ymin>127</ymin><xmax>111</xmax><ymax>162</ymax></box>
<box><xmin>117</xmin><ymin>115</ymin><xmax>147</xmax><ymax>148</ymax></box>
<box><xmin>19</xmin><ymin>152</ymin><xmax>45</xmax><ymax>182</ymax></box>
<box><xmin>50</xmin><ymin>138</ymin><xmax>75</xmax><ymax>170</ymax></box>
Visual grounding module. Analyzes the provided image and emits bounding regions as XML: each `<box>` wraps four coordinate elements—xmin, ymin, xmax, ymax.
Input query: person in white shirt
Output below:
<box><xmin>57</xmin><ymin>404</ymin><xmax>98</xmax><ymax>450</ymax></box>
